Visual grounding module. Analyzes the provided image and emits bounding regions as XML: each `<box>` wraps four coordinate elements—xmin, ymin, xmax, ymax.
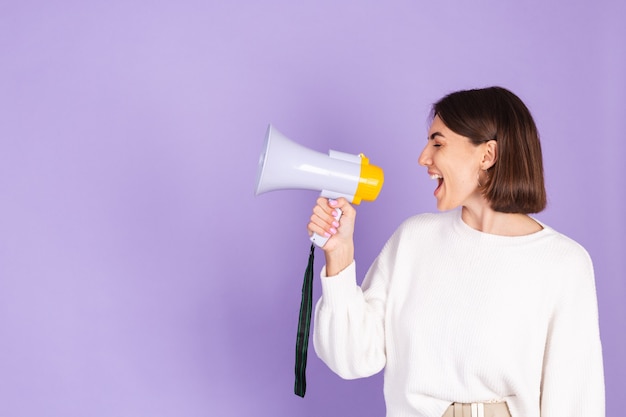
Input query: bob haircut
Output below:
<box><xmin>432</xmin><ymin>86</ymin><xmax>547</xmax><ymax>214</ymax></box>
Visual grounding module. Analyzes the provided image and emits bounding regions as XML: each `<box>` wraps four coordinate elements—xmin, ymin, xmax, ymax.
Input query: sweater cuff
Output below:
<box><xmin>319</xmin><ymin>260</ymin><xmax>359</xmax><ymax>309</ymax></box>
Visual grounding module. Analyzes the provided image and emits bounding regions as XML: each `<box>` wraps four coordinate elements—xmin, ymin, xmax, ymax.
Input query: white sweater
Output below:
<box><xmin>314</xmin><ymin>210</ymin><xmax>604</xmax><ymax>417</ymax></box>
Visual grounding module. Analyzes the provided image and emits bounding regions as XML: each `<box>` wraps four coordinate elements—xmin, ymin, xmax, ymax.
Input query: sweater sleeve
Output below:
<box><xmin>313</xmin><ymin>259</ymin><xmax>388</xmax><ymax>379</ymax></box>
<box><xmin>540</xmin><ymin>251</ymin><xmax>605</xmax><ymax>417</ymax></box>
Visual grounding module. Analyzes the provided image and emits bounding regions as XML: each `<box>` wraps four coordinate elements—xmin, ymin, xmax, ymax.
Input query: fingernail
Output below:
<box><xmin>329</xmin><ymin>199</ymin><xmax>337</xmax><ymax>206</ymax></box>
<box><xmin>329</xmin><ymin>227</ymin><xmax>337</xmax><ymax>235</ymax></box>
<box><xmin>324</xmin><ymin>232</ymin><xmax>331</xmax><ymax>237</ymax></box>
<box><xmin>332</xmin><ymin>221</ymin><xmax>339</xmax><ymax>228</ymax></box>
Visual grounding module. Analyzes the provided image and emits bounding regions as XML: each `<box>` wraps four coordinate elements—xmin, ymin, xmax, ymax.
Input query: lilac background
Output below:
<box><xmin>1</xmin><ymin>1</ymin><xmax>624</xmax><ymax>416</ymax></box>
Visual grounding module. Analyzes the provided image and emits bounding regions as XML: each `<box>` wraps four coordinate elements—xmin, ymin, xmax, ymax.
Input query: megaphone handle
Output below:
<box><xmin>310</xmin><ymin>204</ymin><xmax>342</xmax><ymax>248</ymax></box>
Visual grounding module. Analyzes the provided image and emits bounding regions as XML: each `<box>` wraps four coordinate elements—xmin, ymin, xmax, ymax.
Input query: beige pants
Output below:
<box><xmin>442</xmin><ymin>402</ymin><xmax>511</xmax><ymax>417</ymax></box>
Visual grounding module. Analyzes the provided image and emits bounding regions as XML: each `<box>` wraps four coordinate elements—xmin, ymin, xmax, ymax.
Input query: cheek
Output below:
<box><xmin>448</xmin><ymin>167</ymin><xmax>478</xmax><ymax>192</ymax></box>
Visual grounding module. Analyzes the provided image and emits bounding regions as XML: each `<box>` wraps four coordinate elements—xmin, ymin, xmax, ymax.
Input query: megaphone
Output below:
<box><xmin>255</xmin><ymin>124</ymin><xmax>384</xmax><ymax>247</ymax></box>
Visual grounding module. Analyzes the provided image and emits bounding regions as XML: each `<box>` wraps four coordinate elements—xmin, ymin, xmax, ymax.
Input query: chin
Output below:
<box><xmin>436</xmin><ymin>200</ymin><xmax>460</xmax><ymax>212</ymax></box>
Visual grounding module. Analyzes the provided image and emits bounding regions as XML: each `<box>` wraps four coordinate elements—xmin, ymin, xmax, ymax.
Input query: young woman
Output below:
<box><xmin>307</xmin><ymin>87</ymin><xmax>604</xmax><ymax>417</ymax></box>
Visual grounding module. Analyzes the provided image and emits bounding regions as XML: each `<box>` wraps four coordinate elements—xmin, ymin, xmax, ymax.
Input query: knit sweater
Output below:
<box><xmin>313</xmin><ymin>210</ymin><xmax>604</xmax><ymax>417</ymax></box>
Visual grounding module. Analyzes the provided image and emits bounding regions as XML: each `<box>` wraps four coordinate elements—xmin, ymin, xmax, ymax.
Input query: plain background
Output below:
<box><xmin>1</xmin><ymin>1</ymin><xmax>624</xmax><ymax>416</ymax></box>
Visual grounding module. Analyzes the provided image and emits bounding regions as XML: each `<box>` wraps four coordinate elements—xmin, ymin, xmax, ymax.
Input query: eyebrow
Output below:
<box><xmin>428</xmin><ymin>132</ymin><xmax>444</xmax><ymax>140</ymax></box>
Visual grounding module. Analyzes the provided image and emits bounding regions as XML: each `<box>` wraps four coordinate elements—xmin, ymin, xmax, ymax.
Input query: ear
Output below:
<box><xmin>480</xmin><ymin>140</ymin><xmax>497</xmax><ymax>170</ymax></box>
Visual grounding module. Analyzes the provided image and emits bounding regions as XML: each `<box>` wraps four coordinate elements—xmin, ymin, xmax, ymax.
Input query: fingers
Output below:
<box><xmin>308</xmin><ymin>198</ymin><xmax>340</xmax><ymax>238</ymax></box>
<box><xmin>307</xmin><ymin>197</ymin><xmax>355</xmax><ymax>240</ymax></box>
<box><xmin>308</xmin><ymin>198</ymin><xmax>356</xmax><ymax>270</ymax></box>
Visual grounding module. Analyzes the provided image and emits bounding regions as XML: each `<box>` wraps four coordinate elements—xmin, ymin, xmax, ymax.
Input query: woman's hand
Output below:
<box><xmin>307</xmin><ymin>197</ymin><xmax>355</xmax><ymax>276</ymax></box>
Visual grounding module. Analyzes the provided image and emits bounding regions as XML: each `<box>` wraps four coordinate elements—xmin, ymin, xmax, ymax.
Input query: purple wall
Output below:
<box><xmin>1</xmin><ymin>1</ymin><xmax>624</xmax><ymax>416</ymax></box>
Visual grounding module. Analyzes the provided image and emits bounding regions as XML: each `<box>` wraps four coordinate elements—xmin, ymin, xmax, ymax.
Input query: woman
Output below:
<box><xmin>307</xmin><ymin>87</ymin><xmax>604</xmax><ymax>417</ymax></box>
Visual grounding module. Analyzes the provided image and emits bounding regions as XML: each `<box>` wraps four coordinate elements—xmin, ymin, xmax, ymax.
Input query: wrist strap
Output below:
<box><xmin>294</xmin><ymin>243</ymin><xmax>315</xmax><ymax>397</ymax></box>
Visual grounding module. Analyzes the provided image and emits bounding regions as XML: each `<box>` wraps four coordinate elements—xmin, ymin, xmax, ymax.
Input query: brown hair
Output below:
<box><xmin>432</xmin><ymin>86</ymin><xmax>547</xmax><ymax>213</ymax></box>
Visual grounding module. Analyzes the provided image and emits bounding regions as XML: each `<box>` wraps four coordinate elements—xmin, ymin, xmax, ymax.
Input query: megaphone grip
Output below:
<box><xmin>310</xmin><ymin>204</ymin><xmax>342</xmax><ymax>247</ymax></box>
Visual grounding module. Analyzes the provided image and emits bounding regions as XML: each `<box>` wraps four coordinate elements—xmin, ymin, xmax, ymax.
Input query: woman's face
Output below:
<box><xmin>418</xmin><ymin>115</ymin><xmax>487</xmax><ymax>211</ymax></box>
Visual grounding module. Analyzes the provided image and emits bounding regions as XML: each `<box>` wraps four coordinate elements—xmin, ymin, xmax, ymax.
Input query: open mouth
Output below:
<box><xmin>430</xmin><ymin>173</ymin><xmax>443</xmax><ymax>194</ymax></box>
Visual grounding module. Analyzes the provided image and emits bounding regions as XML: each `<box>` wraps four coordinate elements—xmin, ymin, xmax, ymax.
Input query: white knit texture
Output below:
<box><xmin>314</xmin><ymin>210</ymin><xmax>604</xmax><ymax>417</ymax></box>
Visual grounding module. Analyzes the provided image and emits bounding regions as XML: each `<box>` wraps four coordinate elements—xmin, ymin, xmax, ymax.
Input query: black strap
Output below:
<box><xmin>294</xmin><ymin>243</ymin><xmax>315</xmax><ymax>397</ymax></box>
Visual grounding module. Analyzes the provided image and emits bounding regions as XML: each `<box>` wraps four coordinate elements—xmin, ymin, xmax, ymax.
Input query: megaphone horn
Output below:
<box><xmin>255</xmin><ymin>125</ymin><xmax>384</xmax><ymax>205</ymax></box>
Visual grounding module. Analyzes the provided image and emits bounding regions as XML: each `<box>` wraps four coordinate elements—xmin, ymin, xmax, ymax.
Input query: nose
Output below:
<box><xmin>418</xmin><ymin>143</ymin><xmax>431</xmax><ymax>167</ymax></box>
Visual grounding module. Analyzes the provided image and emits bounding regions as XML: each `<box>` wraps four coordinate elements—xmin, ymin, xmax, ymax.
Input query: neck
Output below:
<box><xmin>461</xmin><ymin>205</ymin><xmax>543</xmax><ymax>237</ymax></box>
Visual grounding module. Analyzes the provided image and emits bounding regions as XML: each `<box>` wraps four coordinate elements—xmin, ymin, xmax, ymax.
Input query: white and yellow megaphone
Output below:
<box><xmin>255</xmin><ymin>124</ymin><xmax>384</xmax><ymax>247</ymax></box>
